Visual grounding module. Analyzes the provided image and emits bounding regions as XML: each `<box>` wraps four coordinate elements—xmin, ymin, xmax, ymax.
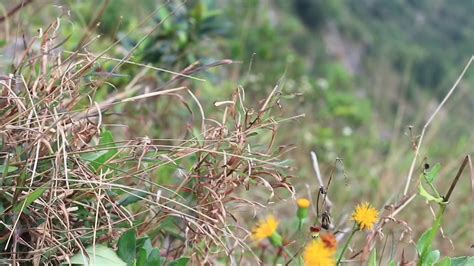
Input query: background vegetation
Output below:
<box><xmin>0</xmin><ymin>0</ymin><xmax>472</xmax><ymax>265</ymax></box>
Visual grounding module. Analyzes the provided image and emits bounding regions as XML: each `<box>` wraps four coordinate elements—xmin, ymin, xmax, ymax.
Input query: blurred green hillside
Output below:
<box><xmin>214</xmin><ymin>0</ymin><xmax>474</xmax><ymax>190</ymax></box>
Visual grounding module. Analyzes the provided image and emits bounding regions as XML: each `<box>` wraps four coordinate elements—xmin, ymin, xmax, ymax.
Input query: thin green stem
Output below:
<box><xmin>337</xmin><ymin>223</ymin><xmax>358</xmax><ymax>265</ymax></box>
<box><xmin>298</xmin><ymin>219</ymin><xmax>303</xmax><ymax>231</ymax></box>
<box><xmin>418</xmin><ymin>204</ymin><xmax>446</xmax><ymax>265</ymax></box>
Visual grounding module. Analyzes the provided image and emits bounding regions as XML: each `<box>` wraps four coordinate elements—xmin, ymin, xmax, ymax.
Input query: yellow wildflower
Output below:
<box><xmin>252</xmin><ymin>216</ymin><xmax>279</xmax><ymax>242</ymax></box>
<box><xmin>352</xmin><ymin>202</ymin><xmax>379</xmax><ymax>230</ymax></box>
<box><xmin>297</xmin><ymin>198</ymin><xmax>310</xmax><ymax>208</ymax></box>
<box><xmin>303</xmin><ymin>239</ymin><xmax>336</xmax><ymax>266</ymax></box>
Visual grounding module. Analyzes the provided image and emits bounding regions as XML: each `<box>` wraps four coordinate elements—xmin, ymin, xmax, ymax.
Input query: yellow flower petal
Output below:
<box><xmin>297</xmin><ymin>198</ymin><xmax>310</xmax><ymax>208</ymax></box>
<box><xmin>352</xmin><ymin>202</ymin><xmax>379</xmax><ymax>230</ymax></box>
<box><xmin>303</xmin><ymin>239</ymin><xmax>336</xmax><ymax>266</ymax></box>
<box><xmin>252</xmin><ymin>216</ymin><xmax>279</xmax><ymax>241</ymax></box>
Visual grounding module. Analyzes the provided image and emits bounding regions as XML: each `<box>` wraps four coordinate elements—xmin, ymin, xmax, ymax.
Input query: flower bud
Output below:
<box><xmin>297</xmin><ymin>198</ymin><xmax>310</xmax><ymax>220</ymax></box>
<box><xmin>269</xmin><ymin>232</ymin><xmax>283</xmax><ymax>247</ymax></box>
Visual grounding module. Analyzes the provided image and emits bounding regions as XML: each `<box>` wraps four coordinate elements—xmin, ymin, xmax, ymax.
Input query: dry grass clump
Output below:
<box><xmin>0</xmin><ymin>19</ymin><xmax>297</xmax><ymax>264</ymax></box>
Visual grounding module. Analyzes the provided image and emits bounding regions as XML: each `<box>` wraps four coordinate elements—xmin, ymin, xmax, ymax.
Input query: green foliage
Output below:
<box><xmin>68</xmin><ymin>245</ymin><xmax>126</xmax><ymax>266</ymax></box>
<box><xmin>0</xmin><ymin>165</ymin><xmax>17</xmax><ymax>174</ymax></box>
<box><xmin>170</xmin><ymin>257</ymin><xmax>190</xmax><ymax>266</ymax></box>
<box><xmin>137</xmin><ymin>1</ymin><xmax>228</xmax><ymax>69</ymax></box>
<box><xmin>118</xmin><ymin>191</ymin><xmax>148</xmax><ymax>207</ymax></box>
<box><xmin>368</xmin><ymin>248</ymin><xmax>377</xmax><ymax>266</ymax></box>
<box><xmin>90</xmin><ymin>130</ymin><xmax>118</xmax><ymax>171</ymax></box>
<box><xmin>115</xmin><ymin>230</ymin><xmax>190</xmax><ymax>265</ymax></box>
<box><xmin>13</xmin><ymin>187</ymin><xmax>47</xmax><ymax>214</ymax></box>
<box><xmin>451</xmin><ymin>257</ymin><xmax>474</xmax><ymax>266</ymax></box>
<box><xmin>147</xmin><ymin>249</ymin><xmax>164</xmax><ymax>266</ymax></box>
<box><xmin>118</xmin><ymin>229</ymin><xmax>137</xmax><ymax>264</ymax></box>
<box><xmin>436</xmin><ymin>257</ymin><xmax>452</xmax><ymax>266</ymax></box>
<box><xmin>425</xmin><ymin>250</ymin><xmax>441</xmax><ymax>265</ymax></box>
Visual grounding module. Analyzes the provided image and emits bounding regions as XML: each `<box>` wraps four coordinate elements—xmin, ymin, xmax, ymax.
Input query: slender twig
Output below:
<box><xmin>76</xmin><ymin>0</ymin><xmax>111</xmax><ymax>49</ymax></box>
<box><xmin>403</xmin><ymin>56</ymin><xmax>473</xmax><ymax>195</ymax></box>
<box><xmin>0</xmin><ymin>0</ymin><xmax>34</xmax><ymax>23</ymax></box>
<box><xmin>444</xmin><ymin>155</ymin><xmax>469</xmax><ymax>202</ymax></box>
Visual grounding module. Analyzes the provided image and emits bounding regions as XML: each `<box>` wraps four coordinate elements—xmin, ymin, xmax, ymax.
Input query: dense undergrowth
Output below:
<box><xmin>0</xmin><ymin>0</ymin><xmax>473</xmax><ymax>265</ymax></box>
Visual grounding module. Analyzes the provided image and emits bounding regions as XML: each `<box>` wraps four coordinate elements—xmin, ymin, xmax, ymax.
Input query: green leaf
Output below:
<box><xmin>388</xmin><ymin>261</ymin><xmax>396</xmax><ymax>266</ymax></box>
<box><xmin>419</xmin><ymin>183</ymin><xmax>443</xmax><ymax>203</ymax></box>
<box><xmin>451</xmin><ymin>256</ymin><xmax>474</xmax><ymax>266</ymax></box>
<box><xmin>170</xmin><ymin>257</ymin><xmax>190</xmax><ymax>266</ymax></box>
<box><xmin>155</xmin><ymin>164</ymin><xmax>178</xmax><ymax>184</ymax></box>
<box><xmin>368</xmin><ymin>248</ymin><xmax>377</xmax><ymax>266</ymax></box>
<box><xmin>0</xmin><ymin>165</ymin><xmax>18</xmax><ymax>174</ymax></box>
<box><xmin>417</xmin><ymin>227</ymin><xmax>432</xmax><ymax>257</ymax></box>
<box><xmin>85</xmin><ymin>130</ymin><xmax>118</xmax><ymax>171</ymax></box>
<box><xmin>136</xmin><ymin>248</ymin><xmax>148</xmax><ymax>266</ymax></box>
<box><xmin>136</xmin><ymin>237</ymin><xmax>153</xmax><ymax>256</ymax></box>
<box><xmin>425</xmin><ymin>250</ymin><xmax>440</xmax><ymax>265</ymax></box>
<box><xmin>81</xmin><ymin>150</ymin><xmax>110</xmax><ymax>162</ymax></box>
<box><xmin>158</xmin><ymin>8</ymin><xmax>172</xmax><ymax>32</ymax></box>
<box><xmin>117</xmin><ymin>229</ymin><xmax>137</xmax><ymax>264</ymax></box>
<box><xmin>118</xmin><ymin>191</ymin><xmax>148</xmax><ymax>207</ymax></box>
<box><xmin>146</xmin><ymin>248</ymin><xmax>163</xmax><ymax>266</ymax></box>
<box><xmin>436</xmin><ymin>257</ymin><xmax>452</xmax><ymax>266</ymax></box>
<box><xmin>66</xmin><ymin>244</ymin><xmax>126</xmax><ymax>265</ymax></box>
<box><xmin>425</xmin><ymin>163</ymin><xmax>441</xmax><ymax>183</ymax></box>
<box><xmin>13</xmin><ymin>187</ymin><xmax>47</xmax><ymax>213</ymax></box>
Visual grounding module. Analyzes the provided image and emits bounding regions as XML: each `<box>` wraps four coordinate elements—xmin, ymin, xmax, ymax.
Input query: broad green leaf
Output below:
<box><xmin>388</xmin><ymin>261</ymin><xmax>396</xmax><ymax>266</ymax></box>
<box><xmin>147</xmin><ymin>248</ymin><xmax>163</xmax><ymax>266</ymax></box>
<box><xmin>117</xmin><ymin>229</ymin><xmax>136</xmax><ymax>264</ymax></box>
<box><xmin>419</xmin><ymin>183</ymin><xmax>443</xmax><ymax>203</ymax></box>
<box><xmin>136</xmin><ymin>237</ymin><xmax>153</xmax><ymax>256</ymax></box>
<box><xmin>368</xmin><ymin>248</ymin><xmax>377</xmax><ymax>266</ymax></box>
<box><xmin>451</xmin><ymin>256</ymin><xmax>474</xmax><ymax>266</ymax></box>
<box><xmin>13</xmin><ymin>187</ymin><xmax>47</xmax><ymax>213</ymax></box>
<box><xmin>66</xmin><ymin>244</ymin><xmax>126</xmax><ymax>266</ymax></box>
<box><xmin>0</xmin><ymin>165</ymin><xmax>18</xmax><ymax>174</ymax></box>
<box><xmin>136</xmin><ymin>248</ymin><xmax>148</xmax><ymax>266</ymax></box>
<box><xmin>436</xmin><ymin>257</ymin><xmax>452</xmax><ymax>266</ymax></box>
<box><xmin>425</xmin><ymin>250</ymin><xmax>440</xmax><ymax>265</ymax></box>
<box><xmin>170</xmin><ymin>257</ymin><xmax>190</xmax><ymax>266</ymax></box>
<box><xmin>425</xmin><ymin>163</ymin><xmax>441</xmax><ymax>183</ymax></box>
<box><xmin>417</xmin><ymin>227</ymin><xmax>432</xmax><ymax>257</ymax></box>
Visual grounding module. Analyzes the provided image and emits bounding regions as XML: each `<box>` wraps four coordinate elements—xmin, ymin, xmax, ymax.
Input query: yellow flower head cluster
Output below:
<box><xmin>297</xmin><ymin>198</ymin><xmax>310</xmax><ymax>208</ymax></box>
<box><xmin>352</xmin><ymin>202</ymin><xmax>379</xmax><ymax>230</ymax></box>
<box><xmin>303</xmin><ymin>238</ymin><xmax>336</xmax><ymax>266</ymax></box>
<box><xmin>252</xmin><ymin>216</ymin><xmax>279</xmax><ymax>241</ymax></box>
